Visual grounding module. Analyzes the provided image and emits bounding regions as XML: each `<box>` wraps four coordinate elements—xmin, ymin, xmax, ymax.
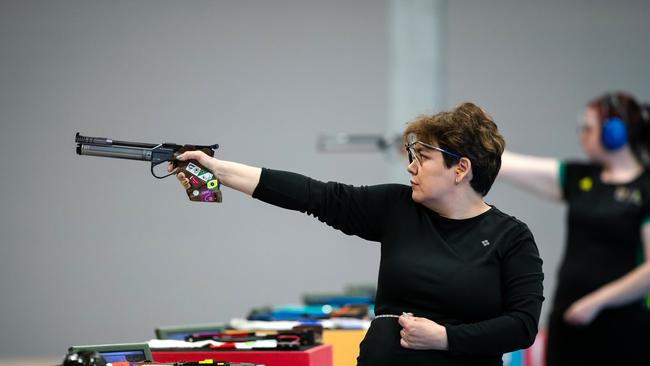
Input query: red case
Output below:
<box><xmin>151</xmin><ymin>344</ymin><xmax>332</xmax><ymax>366</ymax></box>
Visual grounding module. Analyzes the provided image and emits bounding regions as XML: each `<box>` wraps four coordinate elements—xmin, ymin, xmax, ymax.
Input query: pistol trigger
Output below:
<box><xmin>151</xmin><ymin>160</ymin><xmax>175</xmax><ymax>179</ymax></box>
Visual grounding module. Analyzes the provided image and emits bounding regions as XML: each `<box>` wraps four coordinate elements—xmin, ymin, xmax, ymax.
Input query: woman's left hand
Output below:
<box><xmin>563</xmin><ymin>295</ymin><xmax>603</xmax><ymax>326</ymax></box>
<box><xmin>398</xmin><ymin>313</ymin><xmax>448</xmax><ymax>350</ymax></box>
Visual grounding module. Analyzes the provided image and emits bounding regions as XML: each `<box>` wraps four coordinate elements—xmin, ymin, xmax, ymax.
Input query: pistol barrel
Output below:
<box><xmin>76</xmin><ymin>144</ymin><xmax>153</xmax><ymax>161</ymax></box>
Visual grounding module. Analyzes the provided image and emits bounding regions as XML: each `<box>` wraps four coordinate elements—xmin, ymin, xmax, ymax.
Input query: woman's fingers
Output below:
<box><xmin>172</xmin><ymin>171</ymin><xmax>190</xmax><ymax>189</ymax></box>
<box><xmin>176</xmin><ymin>150</ymin><xmax>215</xmax><ymax>171</ymax></box>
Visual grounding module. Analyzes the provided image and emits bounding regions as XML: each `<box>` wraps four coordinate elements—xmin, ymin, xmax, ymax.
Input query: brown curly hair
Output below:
<box><xmin>403</xmin><ymin>102</ymin><xmax>506</xmax><ymax>196</ymax></box>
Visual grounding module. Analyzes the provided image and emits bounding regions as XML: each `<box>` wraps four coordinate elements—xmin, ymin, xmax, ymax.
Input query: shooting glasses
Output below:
<box><xmin>404</xmin><ymin>133</ymin><xmax>461</xmax><ymax>165</ymax></box>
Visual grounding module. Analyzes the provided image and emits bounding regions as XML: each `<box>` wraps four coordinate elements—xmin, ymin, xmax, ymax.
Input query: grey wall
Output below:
<box><xmin>1</xmin><ymin>0</ymin><xmax>649</xmax><ymax>358</ymax></box>
<box><xmin>0</xmin><ymin>0</ymin><xmax>389</xmax><ymax>357</ymax></box>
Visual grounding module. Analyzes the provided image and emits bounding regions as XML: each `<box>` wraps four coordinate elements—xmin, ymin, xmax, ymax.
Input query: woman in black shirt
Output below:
<box><xmin>171</xmin><ymin>102</ymin><xmax>544</xmax><ymax>365</ymax></box>
<box><xmin>500</xmin><ymin>92</ymin><xmax>650</xmax><ymax>365</ymax></box>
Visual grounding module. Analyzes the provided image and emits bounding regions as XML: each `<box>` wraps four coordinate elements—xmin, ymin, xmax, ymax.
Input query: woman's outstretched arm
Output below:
<box><xmin>499</xmin><ymin>150</ymin><xmax>562</xmax><ymax>201</ymax></box>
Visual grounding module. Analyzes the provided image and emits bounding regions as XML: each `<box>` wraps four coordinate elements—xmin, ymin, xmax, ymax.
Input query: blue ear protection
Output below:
<box><xmin>602</xmin><ymin>116</ymin><xmax>627</xmax><ymax>150</ymax></box>
<box><xmin>601</xmin><ymin>95</ymin><xmax>628</xmax><ymax>150</ymax></box>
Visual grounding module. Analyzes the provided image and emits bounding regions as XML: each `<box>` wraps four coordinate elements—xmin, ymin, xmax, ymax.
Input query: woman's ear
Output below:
<box><xmin>455</xmin><ymin>157</ymin><xmax>472</xmax><ymax>183</ymax></box>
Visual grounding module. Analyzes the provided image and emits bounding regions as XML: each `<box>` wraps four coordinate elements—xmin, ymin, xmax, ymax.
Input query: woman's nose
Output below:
<box><xmin>407</xmin><ymin>160</ymin><xmax>418</xmax><ymax>174</ymax></box>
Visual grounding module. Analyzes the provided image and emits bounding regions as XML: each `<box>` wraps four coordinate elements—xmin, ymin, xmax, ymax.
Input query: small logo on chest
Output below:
<box><xmin>579</xmin><ymin>177</ymin><xmax>593</xmax><ymax>192</ymax></box>
<box><xmin>481</xmin><ymin>240</ymin><xmax>490</xmax><ymax>247</ymax></box>
<box><xmin>614</xmin><ymin>187</ymin><xmax>642</xmax><ymax>206</ymax></box>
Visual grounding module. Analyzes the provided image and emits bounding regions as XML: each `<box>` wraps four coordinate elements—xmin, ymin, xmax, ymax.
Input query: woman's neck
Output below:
<box><xmin>424</xmin><ymin>189</ymin><xmax>491</xmax><ymax>219</ymax></box>
<box><xmin>600</xmin><ymin>147</ymin><xmax>644</xmax><ymax>184</ymax></box>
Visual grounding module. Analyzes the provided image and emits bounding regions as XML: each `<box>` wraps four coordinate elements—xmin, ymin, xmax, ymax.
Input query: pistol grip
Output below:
<box><xmin>173</xmin><ymin>146</ymin><xmax>222</xmax><ymax>203</ymax></box>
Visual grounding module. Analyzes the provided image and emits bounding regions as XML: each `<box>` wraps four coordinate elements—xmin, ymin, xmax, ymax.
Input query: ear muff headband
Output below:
<box><xmin>601</xmin><ymin>94</ymin><xmax>628</xmax><ymax>151</ymax></box>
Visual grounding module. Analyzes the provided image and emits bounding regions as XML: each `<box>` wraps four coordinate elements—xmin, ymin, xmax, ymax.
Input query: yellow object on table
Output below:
<box><xmin>322</xmin><ymin>329</ymin><xmax>366</xmax><ymax>366</ymax></box>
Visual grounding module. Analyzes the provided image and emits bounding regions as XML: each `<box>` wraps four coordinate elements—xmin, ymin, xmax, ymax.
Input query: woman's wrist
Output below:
<box><xmin>437</xmin><ymin>326</ymin><xmax>449</xmax><ymax>350</ymax></box>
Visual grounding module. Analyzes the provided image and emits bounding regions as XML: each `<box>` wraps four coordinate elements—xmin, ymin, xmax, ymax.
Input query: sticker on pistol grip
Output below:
<box><xmin>189</xmin><ymin>176</ymin><xmax>201</xmax><ymax>188</ymax></box>
<box><xmin>186</xmin><ymin>162</ymin><xmax>202</xmax><ymax>176</ymax></box>
<box><xmin>207</xmin><ymin>179</ymin><xmax>220</xmax><ymax>190</ymax></box>
<box><xmin>200</xmin><ymin>189</ymin><xmax>217</xmax><ymax>202</ymax></box>
<box><xmin>197</xmin><ymin>169</ymin><xmax>214</xmax><ymax>182</ymax></box>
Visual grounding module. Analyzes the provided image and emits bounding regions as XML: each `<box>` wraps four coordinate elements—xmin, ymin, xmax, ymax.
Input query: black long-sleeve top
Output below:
<box><xmin>252</xmin><ymin>169</ymin><xmax>544</xmax><ymax>365</ymax></box>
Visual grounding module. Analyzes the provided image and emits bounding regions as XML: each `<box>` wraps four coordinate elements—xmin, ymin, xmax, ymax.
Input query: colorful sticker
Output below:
<box><xmin>200</xmin><ymin>189</ymin><xmax>216</xmax><ymax>202</ymax></box>
<box><xmin>207</xmin><ymin>179</ymin><xmax>219</xmax><ymax>190</ymax></box>
<box><xmin>189</xmin><ymin>176</ymin><xmax>201</xmax><ymax>188</ymax></box>
<box><xmin>186</xmin><ymin>162</ymin><xmax>202</xmax><ymax>176</ymax></box>
<box><xmin>192</xmin><ymin>190</ymin><xmax>200</xmax><ymax>197</ymax></box>
<box><xmin>197</xmin><ymin>169</ymin><xmax>214</xmax><ymax>182</ymax></box>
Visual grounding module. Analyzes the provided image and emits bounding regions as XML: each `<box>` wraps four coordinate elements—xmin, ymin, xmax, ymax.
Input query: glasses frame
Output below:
<box><xmin>404</xmin><ymin>139</ymin><xmax>462</xmax><ymax>165</ymax></box>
